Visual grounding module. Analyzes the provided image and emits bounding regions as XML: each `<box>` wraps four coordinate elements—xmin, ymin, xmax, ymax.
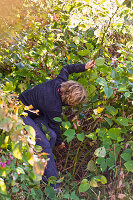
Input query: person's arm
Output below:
<box><xmin>56</xmin><ymin>60</ymin><xmax>94</xmax><ymax>81</ymax></box>
<box><xmin>45</xmin><ymin>111</ymin><xmax>63</xmax><ymax>146</ymax></box>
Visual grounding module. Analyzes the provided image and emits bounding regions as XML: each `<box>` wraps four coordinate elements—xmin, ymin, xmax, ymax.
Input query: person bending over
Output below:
<box><xmin>19</xmin><ymin>60</ymin><xmax>94</xmax><ymax>190</ymax></box>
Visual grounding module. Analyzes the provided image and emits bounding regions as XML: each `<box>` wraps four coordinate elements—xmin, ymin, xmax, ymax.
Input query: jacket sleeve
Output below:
<box><xmin>45</xmin><ymin>111</ymin><xmax>62</xmax><ymax>146</ymax></box>
<box><xmin>56</xmin><ymin>64</ymin><xmax>86</xmax><ymax>81</ymax></box>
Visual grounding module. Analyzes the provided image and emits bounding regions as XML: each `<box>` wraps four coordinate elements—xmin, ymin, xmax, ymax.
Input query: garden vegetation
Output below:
<box><xmin>0</xmin><ymin>0</ymin><xmax>133</xmax><ymax>199</ymax></box>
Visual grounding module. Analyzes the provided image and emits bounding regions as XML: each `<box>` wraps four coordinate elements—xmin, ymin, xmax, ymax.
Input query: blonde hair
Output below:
<box><xmin>60</xmin><ymin>80</ymin><xmax>87</xmax><ymax>105</ymax></box>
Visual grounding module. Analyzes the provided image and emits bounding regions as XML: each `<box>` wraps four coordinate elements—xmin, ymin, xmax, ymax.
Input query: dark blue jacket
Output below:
<box><xmin>19</xmin><ymin>64</ymin><xmax>86</xmax><ymax>145</ymax></box>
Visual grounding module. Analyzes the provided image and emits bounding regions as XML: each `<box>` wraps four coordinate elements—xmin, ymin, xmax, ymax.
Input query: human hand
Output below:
<box><xmin>57</xmin><ymin>142</ymin><xmax>65</xmax><ymax>150</ymax></box>
<box><xmin>85</xmin><ymin>60</ymin><xmax>95</xmax><ymax>70</ymax></box>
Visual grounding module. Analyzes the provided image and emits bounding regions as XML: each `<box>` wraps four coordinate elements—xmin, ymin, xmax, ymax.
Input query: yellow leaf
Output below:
<box><xmin>67</xmin><ymin>54</ymin><xmax>70</xmax><ymax>60</ymax></box>
<box><xmin>25</xmin><ymin>125</ymin><xmax>35</xmax><ymax>141</ymax></box>
<box><xmin>100</xmin><ymin>175</ymin><xmax>107</xmax><ymax>184</ymax></box>
<box><xmin>64</xmin><ymin>124</ymin><xmax>69</xmax><ymax>129</ymax></box>
<box><xmin>24</xmin><ymin>151</ymin><xmax>34</xmax><ymax>166</ymax></box>
<box><xmin>100</xmin><ymin>0</ymin><xmax>106</xmax><ymax>3</ymax></box>
<box><xmin>24</xmin><ymin>104</ymin><xmax>34</xmax><ymax>110</ymax></box>
<box><xmin>38</xmin><ymin>152</ymin><xmax>49</xmax><ymax>156</ymax></box>
<box><xmin>94</xmin><ymin>107</ymin><xmax>104</xmax><ymax>114</ymax></box>
<box><xmin>85</xmin><ymin>0</ymin><xmax>91</xmax><ymax>2</ymax></box>
<box><xmin>97</xmin><ymin>107</ymin><xmax>104</xmax><ymax>113</ymax></box>
<box><xmin>4</xmin><ymin>136</ymin><xmax>9</xmax><ymax>145</ymax></box>
<box><xmin>89</xmin><ymin>142</ymin><xmax>95</xmax><ymax>146</ymax></box>
<box><xmin>14</xmin><ymin>107</ymin><xmax>18</xmax><ymax>115</ymax></box>
<box><xmin>12</xmin><ymin>143</ymin><xmax>22</xmax><ymax>160</ymax></box>
<box><xmin>33</xmin><ymin>160</ymin><xmax>46</xmax><ymax>176</ymax></box>
<box><xmin>90</xmin><ymin>179</ymin><xmax>98</xmax><ymax>187</ymax></box>
<box><xmin>0</xmin><ymin>178</ymin><xmax>7</xmax><ymax>195</ymax></box>
<box><xmin>28</xmin><ymin>156</ymin><xmax>34</xmax><ymax>166</ymax></box>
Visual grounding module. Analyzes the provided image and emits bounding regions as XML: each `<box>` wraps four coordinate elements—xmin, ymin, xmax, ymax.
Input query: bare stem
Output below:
<box><xmin>64</xmin><ymin>141</ymin><xmax>72</xmax><ymax>169</ymax></box>
<box><xmin>72</xmin><ymin>141</ymin><xmax>82</xmax><ymax>177</ymax></box>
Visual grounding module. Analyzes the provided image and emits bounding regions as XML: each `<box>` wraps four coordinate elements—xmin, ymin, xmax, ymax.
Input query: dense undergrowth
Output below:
<box><xmin>0</xmin><ymin>0</ymin><xmax>133</xmax><ymax>199</ymax></box>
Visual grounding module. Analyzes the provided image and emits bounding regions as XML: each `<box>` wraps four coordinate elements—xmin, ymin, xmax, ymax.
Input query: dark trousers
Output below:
<box><xmin>21</xmin><ymin>115</ymin><xmax>59</xmax><ymax>188</ymax></box>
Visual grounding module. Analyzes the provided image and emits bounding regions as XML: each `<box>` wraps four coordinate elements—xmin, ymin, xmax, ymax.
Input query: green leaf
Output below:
<box><xmin>63</xmin><ymin>193</ymin><xmax>70</xmax><ymax>199</ymax></box>
<box><xmin>96</xmin><ymin>77</ymin><xmax>107</xmax><ymax>86</ymax></box>
<box><xmin>63</xmin><ymin>129</ymin><xmax>75</xmax><ymax>136</ymax></box>
<box><xmin>11</xmin><ymin>53</ymin><xmax>21</xmax><ymax>60</ymax></box>
<box><xmin>124</xmin><ymin>161</ymin><xmax>133</xmax><ymax>172</ymax></box>
<box><xmin>89</xmin><ymin>71</ymin><xmax>98</xmax><ymax>80</ymax></box>
<box><xmin>100</xmin><ymin>175</ymin><xmax>107</xmax><ymax>184</ymax></box>
<box><xmin>71</xmin><ymin>191</ymin><xmax>79</xmax><ymax>200</ymax></box>
<box><xmin>63</xmin><ymin>129</ymin><xmax>76</xmax><ymax>143</ymax></box>
<box><xmin>41</xmin><ymin>124</ymin><xmax>48</xmax><ymax>132</ymax></box>
<box><xmin>53</xmin><ymin>117</ymin><xmax>62</xmax><ymax>122</ymax></box>
<box><xmin>118</xmin><ymin>85</ymin><xmax>128</xmax><ymax>92</ymax></box>
<box><xmin>87</xmin><ymin>160</ymin><xmax>97</xmax><ymax>172</ymax></box>
<box><xmin>62</xmin><ymin>121</ymin><xmax>71</xmax><ymax>129</ymax></box>
<box><xmin>79</xmin><ymin>181</ymin><xmax>90</xmax><ymax>193</ymax></box>
<box><xmin>12</xmin><ymin>187</ymin><xmax>19</xmax><ymax>193</ymax></box>
<box><xmin>102</xmin><ymin>138</ymin><xmax>112</xmax><ymax>146</ymax></box>
<box><xmin>104</xmin><ymin>86</ymin><xmax>113</xmax><ymax>98</ymax></box>
<box><xmin>106</xmin><ymin>106</ymin><xmax>118</xmax><ymax>116</ymax></box>
<box><xmin>34</xmin><ymin>145</ymin><xmax>43</xmax><ymax>153</ymax></box>
<box><xmin>106</xmin><ymin>157</ymin><xmax>115</xmax><ymax>167</ymax></box>
<box><xmin>88</xmin><ymin>84</ymin><xmax>96</xmax><ymax>96</ymax></box>
<box><xmin>116</xmin><ymin>117</ymin><xmax>131</xmax><ymax>126</ymax></box>
<box><xmin>94</xmin><ymin>147</ymin><xmax>106</xmax><ymax>157</ymax></box>
<box><xmin>48</xmin><ymin>176</ymin><xmax>57</xmax><ymax>185</ymax></box>
<box><xmin>96</xmin><ymin>157</ymin><xmax>105</xmax><ymax>165</ymax></box>
<box><xmin>97</xmin><ymin>127</ymin><xmax>106</xmax><ymax>137</ymax></box>
<box><xmin>90</xmin><ymin>178</ymin><xmax>98</xmax><ymax>187</ymax></box>
<box><xmin>108</xmin><ymin>128</ymin><xmax>121</xmax><ymax>140</ymax></box>
<box><xmin>77</xmin><ymin>132</ymin><xmax>85</xmax><ymax>142</ymax></box>
<box><xmin>78</xmin><ymin>50</ymin><xmax>90</xmax><ymax>56</ymax></box>
<box><xmin>104</xmin><ymin>117</ymin><xmax>113</xmax><ymax>126</ymax></box>
<box><xmin>124</xmin><ymin>92</ymin><xmax>130</xmax><ymax>99</ymax></box>
<box><xmin>111</xmin><ymin>70</ymin><xmax>115</xmax><ymax>78</ymax></box>
<box><xmin>16</xmin><ymin>62</ymin><xmax>25</xmax><ymax>69</ymax></box>
<box><xmin>86</xmin><ymin>132</ymin><xmax>97</xmax><ymax>140</ymax></box>
<box><xmin>96</xmin><ymin>157</ymin><xmax>107</xmax><ymax>172</ymax></box>
<box><xmin>127</xmin><ymin>141</ymin><xmax>133</xmax><ymax>149</ymax></box>
<box><xmin>86</xmin><ymin>43</ymin><xmax>94</xmax><ymax>50</ymax></box>
<box><xmin>46</xmin><ymin>133</ymin><xmax>51</xmax><ymax>141</ymax></box>
<box><xmin>3</xmin><ymin>81</ymin><xmax>15</xmax><ymax>92</ymax></box>
<box><xmin>95</xmin><ymin>57</ymin><xmax>105</xmax><ymax>66</ymax></box>
<box><xmin>44</xmin><ymin>186</ymin><xmax>56</xmax><ymax>199</ymax></box>
<box><xmin>31</xmin><ymin>188</ymin><xmax>43</xmax><ymax>199</ymax></box>
<box><xmin>121</xmin><ymin>153</ymin><xmax>131</xmax><ymax>161</ymax></box>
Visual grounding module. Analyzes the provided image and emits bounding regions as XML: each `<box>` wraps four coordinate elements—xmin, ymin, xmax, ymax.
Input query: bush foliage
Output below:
<box><xmin>0</xmin><ymin>0</ymin><xmax>133</xmax><ymax>199</ymax></box>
